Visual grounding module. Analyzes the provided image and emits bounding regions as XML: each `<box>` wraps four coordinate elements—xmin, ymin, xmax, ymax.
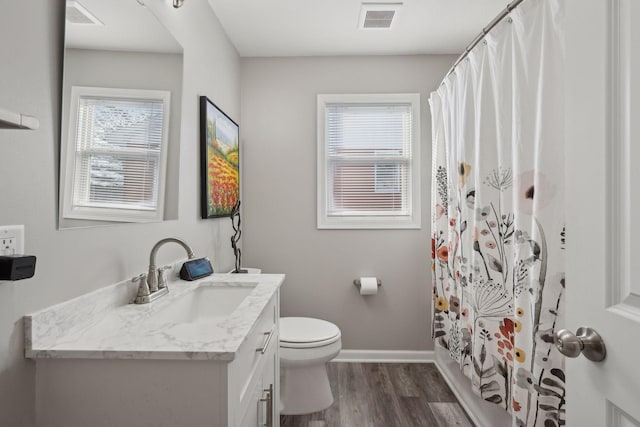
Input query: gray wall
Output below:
<box><xmin>0</xmin><ymin>0</ymin><xmax>239</xmax><ymax>425</ymax></box>
<box><xmin>61</xmin><ymin>48</ymin><xmax>184</xmax><ymax>226</ymax></box>
<box><xmin>240</xmin><ymin>55</ymin><xmax>455</xmax><ymax>351</ymax></box>
<box><xmin>0</xmin><ymin>1</ymin><xmax>456</xmax><ymax>421</ymax></box>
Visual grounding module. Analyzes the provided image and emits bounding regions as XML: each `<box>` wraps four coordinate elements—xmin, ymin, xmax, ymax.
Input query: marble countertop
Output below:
<box><xmin>24</xmin><ymin>272</ymin><xmax>284</xmax><ymax>361</ymax></box>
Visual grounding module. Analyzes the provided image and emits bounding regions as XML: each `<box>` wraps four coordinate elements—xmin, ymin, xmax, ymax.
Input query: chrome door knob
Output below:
<box><xmin>554</xmin><ymin>327</ymin><xmax>606</xmax><ymax>362</ymax></box>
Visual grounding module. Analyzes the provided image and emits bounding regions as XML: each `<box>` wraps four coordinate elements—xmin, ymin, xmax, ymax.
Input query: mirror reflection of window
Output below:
<box><xmin>59</xmin><ymin>0</ymin><xmax>184</xmax><ymax>229</ymax></box>
<box><xmin>62</xmin><ymin>87</ymin><xmax>170</xmax><ymax>223</ymax></box>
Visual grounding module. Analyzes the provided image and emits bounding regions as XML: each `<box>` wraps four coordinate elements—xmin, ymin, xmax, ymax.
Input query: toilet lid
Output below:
<box><xmin>279</xmin><ymin>317</ymin><xmax>341</xmax><ymax>345</ymax></box>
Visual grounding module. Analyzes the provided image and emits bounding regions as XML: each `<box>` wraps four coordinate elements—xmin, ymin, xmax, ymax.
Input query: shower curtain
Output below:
<box><xmin>429</xmin><ymin>0</ymin><xmax>564</xmax><ymax>426</ymax></box>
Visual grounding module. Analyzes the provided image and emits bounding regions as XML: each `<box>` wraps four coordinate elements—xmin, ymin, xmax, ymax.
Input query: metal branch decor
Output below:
<box><xmin>230</xmin><ymin>200</ymin><xmax>247</xmax><ymax>273</ymax></box>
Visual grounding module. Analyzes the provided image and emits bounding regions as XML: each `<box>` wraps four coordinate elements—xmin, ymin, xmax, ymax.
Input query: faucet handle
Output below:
<box><xmin>132</xmin><ymin>273</ymin><xmax>146</xmax><ymax>284</ymax></box>
<box><xmin>157</xmin><ymin>266</ymin><xmax>172</xmax><ymax>289</ymax></box>
<box><xmin>133</xmin><ymin>273</ymin><xmax>150</xmax><ymax>300</ymax></box>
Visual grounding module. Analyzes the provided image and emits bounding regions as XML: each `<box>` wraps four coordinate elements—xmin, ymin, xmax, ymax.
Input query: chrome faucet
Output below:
<box><xmin>134</xmin><ymin>237</ymin><xmax>196</xmax><ymax>304</ymax></box>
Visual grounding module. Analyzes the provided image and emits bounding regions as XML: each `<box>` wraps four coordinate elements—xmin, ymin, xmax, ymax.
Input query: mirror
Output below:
<box><xmin>59</xmin><ymin>0</ymin><xmax>183</xmax><ymax>229</ymax></box>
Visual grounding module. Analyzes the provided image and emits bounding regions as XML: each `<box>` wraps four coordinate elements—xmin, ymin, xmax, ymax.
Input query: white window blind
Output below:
<box><xmin>326</xmin><ymin>103</ymin><xmax>411</xmax><ymax>215</ymax></box>
<box><xmin>317</xmin><ymin>94</ymin><xmax>421</xmax><ymax>229</ymax></box>
<box><xmin>62</xmin><ymin>87</ymin><xmax>170</xmax><ymax>223</ymax></box>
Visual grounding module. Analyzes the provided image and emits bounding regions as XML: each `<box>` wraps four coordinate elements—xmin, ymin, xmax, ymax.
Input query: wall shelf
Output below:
<box><xmin>0</xmin><ymin>108</ymin><xmax>39</xmax><ymax>130</ymax></box>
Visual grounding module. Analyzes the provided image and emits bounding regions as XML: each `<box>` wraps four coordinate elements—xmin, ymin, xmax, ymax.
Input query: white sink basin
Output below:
<box><xmin>153</xmin><ymin>282</ymin><xmax>256</xmax><ymax>324</ymax></box>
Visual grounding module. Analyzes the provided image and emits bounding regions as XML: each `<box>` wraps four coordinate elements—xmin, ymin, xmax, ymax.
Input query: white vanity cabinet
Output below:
<box><xmin>26</xmin><ymin>274</ymin><xmax>284</xmax><ymax>427</ymax></box>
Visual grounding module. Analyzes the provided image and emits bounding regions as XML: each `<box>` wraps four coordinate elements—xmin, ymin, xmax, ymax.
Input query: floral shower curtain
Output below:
<box><xmin>429</xmin><ymin>0</ymin><xmax>565</xmax><ymax>426</ymax></box>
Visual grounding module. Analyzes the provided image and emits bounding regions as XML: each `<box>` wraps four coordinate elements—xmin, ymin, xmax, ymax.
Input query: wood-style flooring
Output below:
<box><xmin>280</xmin><ymin>362</ymin><xmax>474</xmax><ymax>427</ymax></box>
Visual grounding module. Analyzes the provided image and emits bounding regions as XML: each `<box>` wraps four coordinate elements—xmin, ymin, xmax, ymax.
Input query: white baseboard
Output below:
<box><xmin>332</xmin><ymin>349</ymin><xmax>434</xmax><ymax>363</ymax></box>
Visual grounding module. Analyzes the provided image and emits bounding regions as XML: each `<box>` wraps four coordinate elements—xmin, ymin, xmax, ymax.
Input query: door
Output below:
<box><xmin>565</xmin><ymin>0</ymin><xmax>640</xmax><ymax>425</ymax></box>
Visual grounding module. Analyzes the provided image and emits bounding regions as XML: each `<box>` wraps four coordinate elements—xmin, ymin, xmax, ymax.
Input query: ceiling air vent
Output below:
<box><xmin>359</xmin><ymin>3</ymin><xmax>402</xmax><ymax>29</ymax></box>
<box><xmin>66</xmin><ymin>1</ymin><xmax>103</xmax><ymax>25</ymax></box>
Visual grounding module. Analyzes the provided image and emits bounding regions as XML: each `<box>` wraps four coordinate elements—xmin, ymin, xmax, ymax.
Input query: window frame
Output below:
<box><xmin>317</xmin><ymin>93</ymin><xmax>421</xmax><ymax>229</ymax></box>
<box><xmin>60</xmin><ymin>86</ymin><xmax>171</xmax><ymax>223</ymax></box>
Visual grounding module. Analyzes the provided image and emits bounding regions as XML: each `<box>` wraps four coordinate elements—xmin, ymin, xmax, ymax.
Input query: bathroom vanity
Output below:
<box><xmin>25</xmin><ymin>271</ymin><xmax>284</xmax><ymax>427</ymax></box>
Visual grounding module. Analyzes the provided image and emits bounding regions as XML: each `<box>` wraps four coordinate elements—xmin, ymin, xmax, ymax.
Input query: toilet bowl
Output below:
<box><xmin>279</xmin><ymin>317</ymin><xmax>342</xmax><ymax>415</ymax></box>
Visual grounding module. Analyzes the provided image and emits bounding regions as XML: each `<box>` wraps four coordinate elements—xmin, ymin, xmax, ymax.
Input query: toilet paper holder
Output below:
<box><xmin>353</xmin><ymin>278</ymin><xmax>382</xmax><ymax>288</ymax></box>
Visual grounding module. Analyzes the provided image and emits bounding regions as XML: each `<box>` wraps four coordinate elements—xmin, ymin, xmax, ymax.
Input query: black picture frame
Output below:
<box><xmin>199</xmin><ymin>96</ymin><xmax>240</xmax><ymax>218</ymax></box>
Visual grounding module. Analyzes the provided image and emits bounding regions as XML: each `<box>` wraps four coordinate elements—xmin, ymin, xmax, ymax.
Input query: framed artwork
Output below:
<box><xmin>199</xmin><ymin>96</ymin><xmax>240</xmax><ymax>218</ymax></box>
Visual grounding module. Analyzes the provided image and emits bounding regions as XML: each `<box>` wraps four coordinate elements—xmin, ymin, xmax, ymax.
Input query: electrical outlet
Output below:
<box><xmin>0</xmin><ymin>225</ymin><xmax>24</xmax><ymax>256</ymax></box>
<box><xmin>1</xmin><ymin>236</ymin><xmax>16</xmax><ymax>255</ymax></box>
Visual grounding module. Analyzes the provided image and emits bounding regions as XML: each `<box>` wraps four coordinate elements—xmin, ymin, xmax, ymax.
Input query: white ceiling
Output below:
<box><xmin>207</xmin><ymin>0</ymin><xmax>509</xmax><ymax>57</ymax></box>
<box><xmin>65</xmin><ymin>0</ymin><xmax>182</xmax><ymax>53</ymax></box>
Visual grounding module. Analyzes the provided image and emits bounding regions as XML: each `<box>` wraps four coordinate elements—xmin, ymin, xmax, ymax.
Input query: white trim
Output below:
<box><xmin>433</xmin><ymin>346</ymin><xmax>510</xmax><ymax>427</ymax></box>
<box><xmin>317</xmin><ymin>93</ymin><xmax>421</xmax><ymax>230</ymax></box>
<box><xmin>332</xmin><ymin>349</ymin><xmax>433</xmax><ymax>363</ymax></box>
<box><xmin>608</xmin><ymin>0</ymin><xmax>633</xmax><ymax>309</ymax></box>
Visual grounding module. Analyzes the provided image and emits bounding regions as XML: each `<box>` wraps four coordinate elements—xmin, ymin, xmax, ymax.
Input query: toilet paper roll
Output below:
<box><xmin>359</xmin><ymin>277</ymin><xmax>378</xmax><ymax>296</ymax></box>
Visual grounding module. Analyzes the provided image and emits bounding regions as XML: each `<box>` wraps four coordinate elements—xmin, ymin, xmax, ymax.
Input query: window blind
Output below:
<box><xmin>325</xmin><ymin>103</ymin><xmax>412</xmax><ymax>216</ymax></box>
<box><xmin>72</xmin><ymin>96</ymin><xmax>164</xmax><ymax>212</ymax></box>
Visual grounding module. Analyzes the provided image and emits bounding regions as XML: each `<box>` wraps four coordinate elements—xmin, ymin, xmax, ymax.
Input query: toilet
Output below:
<box><xmin>279</xmin><ymin>317</ymin><xmax>342</xmax><ymax>415</ymax></box>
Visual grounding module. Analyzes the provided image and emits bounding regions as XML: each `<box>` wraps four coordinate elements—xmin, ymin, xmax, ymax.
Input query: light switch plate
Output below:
<box><xmin>0</xmin><ymin>225</ymin><xmax>24</xmax><ymax>256</ymax></box>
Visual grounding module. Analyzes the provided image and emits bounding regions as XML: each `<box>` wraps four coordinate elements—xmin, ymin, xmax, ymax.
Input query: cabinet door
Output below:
<box><xmin>238</xmin><ymin>378</ymin><xmax>262</xmax><ymax>427</ymax></box>
<box><xmin>237</xmin><ymin>291</ymin><xmax>280</xmax><ymax>427</ymax></box>
<box><xmin>261</xmin><ymin>338</ymin><xmax>278</xmax><ymax>427</ymax></box>
<box><xmin>240</xmin><ymin>336</ymin><xmax>280</xmax><ymax>427</ymax></box>
<box><xmin>238</xmin><ymin>335</ymin><xmax>278</xmax><ymax>426</ymax></box>
<box><xmin>238</xmin><ymin>375</ymin><xmax>273</xmax><ymax>427</ymax></box>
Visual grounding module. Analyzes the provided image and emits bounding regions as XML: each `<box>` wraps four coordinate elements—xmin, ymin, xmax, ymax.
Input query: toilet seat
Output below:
<box><xmin>280</xmin><ymin>317</ymin><xmax>341</xmax><ymax>349</ymax></box>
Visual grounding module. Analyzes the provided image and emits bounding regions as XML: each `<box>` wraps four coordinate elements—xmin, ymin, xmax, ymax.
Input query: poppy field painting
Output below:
<box><xmin>199</xmin><ymin>96</ymin><xmax>240</xmax><ymax>218</ymax></box>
